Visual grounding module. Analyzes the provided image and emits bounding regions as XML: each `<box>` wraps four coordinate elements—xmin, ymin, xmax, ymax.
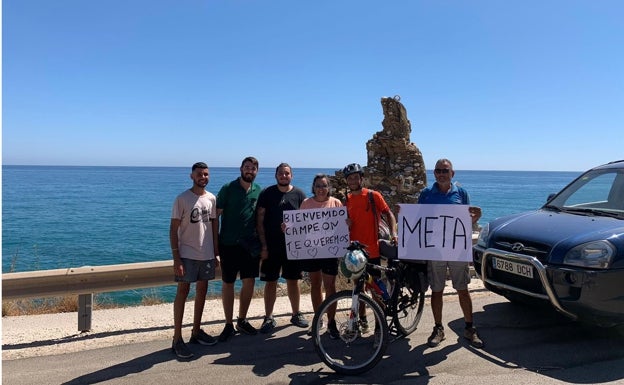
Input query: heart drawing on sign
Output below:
<box><xmin>328</xmin><ymin>246</ymin><xmax>339</xmax><ymax>256</ymax></box>
<box><xmin>291</xmin><ymin>250</ymin><xmax>299</xmax><ymax>258</ymax></box>
<box><xmin>307</xmin><ymin>248</ymin><xmax>318</xmax><ymax>258</ymax></box>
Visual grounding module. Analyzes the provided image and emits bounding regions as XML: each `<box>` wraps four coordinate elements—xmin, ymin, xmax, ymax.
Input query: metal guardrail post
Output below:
<box><xmin>78</xmin><ymin>294</ymin><xmax>93</xmax><ymax>332</ymax></box>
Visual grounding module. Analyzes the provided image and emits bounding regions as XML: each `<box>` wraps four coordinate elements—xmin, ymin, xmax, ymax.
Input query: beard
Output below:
<box><xmin>241</xmin><ymin>172</ymin><xmax>255</xmax><ymax>183</ymax></box>
<box><xmin>194</xmin><ymin>179</ymin><xmax>208</xmax><ymax>188</ymax></box>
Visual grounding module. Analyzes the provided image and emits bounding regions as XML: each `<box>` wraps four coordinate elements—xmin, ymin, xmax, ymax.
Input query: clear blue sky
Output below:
<box><xmin>3</xmin><ymin>1</ymin><xmax>623</xmax><ymax>171</ymax></box>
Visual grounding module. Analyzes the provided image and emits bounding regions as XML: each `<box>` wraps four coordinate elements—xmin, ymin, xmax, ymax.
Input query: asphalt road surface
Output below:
<box><xmin>3</xmin><ymin>291</ymin><xmax>624</xmax><ymax>385</ymax></box>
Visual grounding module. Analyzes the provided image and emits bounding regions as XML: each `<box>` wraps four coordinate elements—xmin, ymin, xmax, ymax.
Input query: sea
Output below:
<box><xmin>1</xmin><ymin>165</ymin><xmax>582</xmax><ymax>305</ymax></box>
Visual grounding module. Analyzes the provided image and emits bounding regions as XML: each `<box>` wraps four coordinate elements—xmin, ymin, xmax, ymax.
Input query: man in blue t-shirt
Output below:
<box><xmin>418</xmin><ymin>158</ymin><xmax>484</xmax><ymax>349</ymax></box>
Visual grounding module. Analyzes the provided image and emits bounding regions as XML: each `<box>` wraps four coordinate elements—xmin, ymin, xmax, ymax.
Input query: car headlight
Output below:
<box><xmin>563</xmin><ymin>240</ymin><xmax>615</xmax><ymax>269</ymax></box>
<box><xmin>477</xmin><ymin>223</ymin><xmax>490</xmax><ymax>247</ymax></box>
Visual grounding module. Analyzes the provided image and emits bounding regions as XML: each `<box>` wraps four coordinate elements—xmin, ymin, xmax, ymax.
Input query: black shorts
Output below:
<box><xmin>260</xmin><ymin>247</ymin><xmax>302</xmax><ymax>281</ymax></box>
<box><xmin>219</xmin><ymin>244</ymin><xmax>260</xmax><ymax>283</ymax></box>
<box><xmin>300</xmin><ymin>258</ymin><xmax>339</xmax><ymax>276</ymax></box>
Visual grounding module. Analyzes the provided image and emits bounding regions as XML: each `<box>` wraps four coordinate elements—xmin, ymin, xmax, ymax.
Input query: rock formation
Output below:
<box><xmin>330</xmin><ymin>95</ymin><xmax>427</xmax><ymax>215</ymax></box>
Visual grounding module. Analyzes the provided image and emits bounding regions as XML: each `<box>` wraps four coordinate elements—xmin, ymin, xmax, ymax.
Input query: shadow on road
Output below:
<box><xmin>52</xmin><ymin>299</ymin><xmax>624</xmax><ymax>385</ymax></box>
<box><xmin>61</xmin><ymin>348</ymin><xmax>176</xmax><ymax>384</ymax></box>
<box><xmin>463</xmin><ymin>300</ymin><xmax>624</xmax><ymax>384</ymax></box>
<box><xmin>212</xmin><ymin>326</ymin><xmax>321</xmax><ymax>376</ymax></box>
<box><xmin>287</xmin><ymin>299</ymin><xmax>624</xmax><ymax>384</ymax></box>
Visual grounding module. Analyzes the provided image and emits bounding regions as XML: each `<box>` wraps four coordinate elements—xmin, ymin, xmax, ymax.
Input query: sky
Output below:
<box><xmin>2</xmin><ymin>1</ymin><xmax>623</xmax><ymax>172</ymax></box>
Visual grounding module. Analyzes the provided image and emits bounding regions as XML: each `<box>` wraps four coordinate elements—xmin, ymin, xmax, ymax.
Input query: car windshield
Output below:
<box><xmin>545</xmin><ymin>168</ymin><xmax>624</xmax><ymax>219</ymax></box>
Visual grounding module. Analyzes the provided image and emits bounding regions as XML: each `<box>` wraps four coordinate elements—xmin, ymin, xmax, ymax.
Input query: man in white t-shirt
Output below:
<box><xmin>169</xmin><ymin>162</ymin><xmax>220</xmax><ymax>359</ymax></box>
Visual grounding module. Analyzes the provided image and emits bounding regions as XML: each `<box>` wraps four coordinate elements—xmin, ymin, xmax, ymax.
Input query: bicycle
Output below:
<box><xmin>311</xmin><ymin>240</ymin><xmax>427</xmax><ymax>375</ymax></box>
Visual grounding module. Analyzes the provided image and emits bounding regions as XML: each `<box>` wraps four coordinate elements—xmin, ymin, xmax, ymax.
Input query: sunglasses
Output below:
<box><xmin>314</xmin><ymin>184</ymin><xmax>329</xmax><ymax>188</ymax></box>
<box><xmin>434</xmin><ymin>168</ymin><xmax>451</xmax><ymax>174</ymax></box>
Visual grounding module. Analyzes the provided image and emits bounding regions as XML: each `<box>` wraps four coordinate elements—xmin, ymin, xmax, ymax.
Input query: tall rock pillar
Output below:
<box><xmin>331</xmin><ymin>95</ymin><xmax>427</xmax><ymax>214</ymax></box>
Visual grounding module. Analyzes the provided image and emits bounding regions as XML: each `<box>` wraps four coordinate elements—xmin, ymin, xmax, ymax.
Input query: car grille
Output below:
<box><xmin>492</xmin><ymin>237</ymin><xmax>550</xmax><ymax>263</ymax></box>
<box><xmin>480</xmin><ymin>237</ymin><xmax>551</xmax><ymax>296</ymax></box>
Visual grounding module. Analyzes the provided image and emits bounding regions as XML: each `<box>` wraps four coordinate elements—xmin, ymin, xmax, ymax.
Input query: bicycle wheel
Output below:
<box><xmin>312</xmin><ymin>290</ymin><xmax>389</xmax><ymax>375</ymax></box>
<box><xmin>393</xmin><ymin>266</ymin><xmax>425</xmax><ymax>336</ymax></box>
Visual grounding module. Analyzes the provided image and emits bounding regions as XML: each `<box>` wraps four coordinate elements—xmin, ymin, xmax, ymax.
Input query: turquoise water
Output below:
<box><xmin>2</xmin><ymin>165</ymin><xmax>581</xmax><ymax>304</ymax></box>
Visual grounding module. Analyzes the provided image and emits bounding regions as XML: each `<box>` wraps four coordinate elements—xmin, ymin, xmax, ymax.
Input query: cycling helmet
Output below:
<box><xmin>340</xmin><ymin>249</ymin><xmax>367</xmax><ymax>279</ymax></box>
<box><xmin>343</xmin><ymin>163</ymin><xmax>363</xmax><ymax>177</ymax></box>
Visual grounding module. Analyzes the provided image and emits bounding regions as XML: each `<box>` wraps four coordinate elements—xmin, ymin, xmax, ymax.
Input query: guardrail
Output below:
<box><xmin>2</xmin><ymin>261</ymin><xmax>174</xmax><ymax>300</ymax></box>
<box><xmin>3</xmin><ymin>235</ymin><xmax>480</xmax><ymax>332</ymax></box>
<box><xmin>2</xmin><ymin>260</ymin><xmax>223</xmax><ymax>332</ymax></box>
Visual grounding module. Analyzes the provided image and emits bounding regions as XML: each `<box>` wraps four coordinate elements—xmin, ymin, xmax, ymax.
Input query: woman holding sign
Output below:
<box><xmin>418</xmin><ymin>158</ymin><xmax>484</xmax><ymax>349</ymax></box>
<box><xmin>299</xmin><ymin>174</ymin><xmax>343</xmax><ymax>339</ymax></box>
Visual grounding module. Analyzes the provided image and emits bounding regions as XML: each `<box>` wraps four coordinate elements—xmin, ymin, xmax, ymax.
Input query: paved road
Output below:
<box><xmin>4</xmin><ymin>291</ymin><xmax>624</xmax><ymax>385</ymax></box>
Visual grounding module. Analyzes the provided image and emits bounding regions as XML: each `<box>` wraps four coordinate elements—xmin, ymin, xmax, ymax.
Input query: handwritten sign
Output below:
<box><xmin>283</xmin><ymin>207</ymin><xmax>349</xmax><ymax>260</ymax></box>
<box><xmin>398</xmin><ymin>204</ymin><xmax>472</xmax><ymax>262</ymax></box>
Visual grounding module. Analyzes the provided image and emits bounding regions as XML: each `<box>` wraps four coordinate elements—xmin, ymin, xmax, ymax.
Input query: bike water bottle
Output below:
<box><xmin>375</xmin><ymin>278</ymin><xmax>390</xmax><ymax>300</ymax></box>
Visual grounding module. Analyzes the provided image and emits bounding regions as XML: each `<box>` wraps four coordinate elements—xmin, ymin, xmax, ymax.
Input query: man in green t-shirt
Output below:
<box><xmin>216</xmin><ymin>156</ymin><xmax>262</xmax><ymax>342</ymax></box>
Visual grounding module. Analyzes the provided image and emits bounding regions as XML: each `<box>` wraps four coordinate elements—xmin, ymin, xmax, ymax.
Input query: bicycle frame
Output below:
<box><xmin>346</xmin><ymin>263</ymin><xmax>394</xmax><ymax>329</ymax></box>
<box><xmin>345</xmin><ymin>241</ymin><xmax>426</xmax><ymax>339</ymax></box>
<box><xmin>311</xmin><ymin>240</ymin><xmax>425</xmax><ymax>375</ymax></box>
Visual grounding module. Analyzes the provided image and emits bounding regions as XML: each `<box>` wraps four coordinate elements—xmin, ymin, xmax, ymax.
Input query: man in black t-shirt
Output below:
<box><xmin>256</xmin><ymin>163</ymin><xmax>309</xmax><ymax>334</ymax></box>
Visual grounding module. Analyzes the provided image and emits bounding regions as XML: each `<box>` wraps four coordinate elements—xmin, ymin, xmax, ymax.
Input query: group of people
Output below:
<box><xmin>169</xmin><ymin>157</ymin><xmax>484</xmax><ymax>359</ymax></box>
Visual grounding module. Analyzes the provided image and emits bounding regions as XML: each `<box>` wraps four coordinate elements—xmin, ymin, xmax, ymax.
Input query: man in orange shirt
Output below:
<box><xmin>342</xmin><ymin>163</ymin><xmax>398</xmax><ymax>332</ymax></box>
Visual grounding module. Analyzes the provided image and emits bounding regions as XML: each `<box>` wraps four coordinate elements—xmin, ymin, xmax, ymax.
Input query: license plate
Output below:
<box><xmin>492</xmin><ymin>257</ymin><xmax>534</xmax><ymax>279</ymax></box>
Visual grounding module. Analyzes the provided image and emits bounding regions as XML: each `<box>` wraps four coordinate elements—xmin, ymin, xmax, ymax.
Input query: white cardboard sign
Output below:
<box><xmin>398</xmin><ymin>204</ymin><xmax>472</xmax><ymax>262</ymax></box>
<box><xmin>283</xmin><ymin>207</ymin><xmax>349</xmax><ymax>260</ymax></box>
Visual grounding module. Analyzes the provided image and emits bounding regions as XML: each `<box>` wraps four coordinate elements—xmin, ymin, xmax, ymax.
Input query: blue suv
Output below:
<box><xmin>473</xmin><ymin>160</ymin><xmax>624</xmax><ymax>327</ymax></box>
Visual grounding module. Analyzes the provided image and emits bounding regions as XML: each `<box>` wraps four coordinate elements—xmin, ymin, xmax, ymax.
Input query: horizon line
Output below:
<box><xmin>1</xmin><ymin>163</ymin><xmax>584</xmax><ymax>173</ymax></box>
